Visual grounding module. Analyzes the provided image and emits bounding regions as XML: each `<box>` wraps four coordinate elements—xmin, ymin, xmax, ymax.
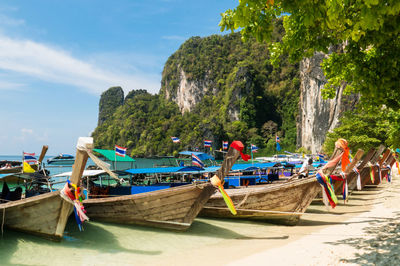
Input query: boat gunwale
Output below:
<box><xmin>83</xmin><ymin>182</ymin><xmax>214</xmax><ymax>203</ymax></box>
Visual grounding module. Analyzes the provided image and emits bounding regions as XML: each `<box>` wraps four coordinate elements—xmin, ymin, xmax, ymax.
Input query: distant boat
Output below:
<box><xmin>47</xmin><ymin>154</ymin><xmax>75</xmax><ymax>165</ymax></box>
<box><xmin>0</xmin><ymin>160</ymin><xmax>22</xmax><ymax>174</ymax></box>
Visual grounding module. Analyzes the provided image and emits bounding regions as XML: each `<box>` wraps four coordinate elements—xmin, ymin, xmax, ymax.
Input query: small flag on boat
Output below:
<box><xmin>204</xmin><ymin>140</ymin><xmax>212</xmax><ymax>147</ymax></box>
<box><xmin>275</xmin><ymin>135</ymin><xmax>281</xmax><ymax>151</ymax></box>
<box><xmin>115</xmin><ymin>145</ymin><xmax>127</xmax><ymax>157</ymax></box>
<box><xmin>251</xmin><ymin>144</ymin><xmax>259</xmax><ymax>152</ymax></box>
<box><xmin>23</xmin><ymin>152</ymin><xmax>37</xmax><ymax>164</ymax></box>
<box><xmin>171</xmin><ymin>137</ymin><xmax>180</xmax><ymax>143</ymax></box>
<box><xmin>23</xmin><ymin>161</ymin><xmax>35</xmax><ymax>173</ymax></box>
<box><xmin>223</xmin><ymin>141</ymin><xmax>228</xmax><ymax>150</ymax></box>
<box><xmin>192</xmin><ymin>153</ymin><xmax>204</xmax><ymax>168</ymax></box>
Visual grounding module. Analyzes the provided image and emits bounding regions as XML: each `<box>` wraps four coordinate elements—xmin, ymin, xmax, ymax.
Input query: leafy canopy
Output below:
<box><xmin>220</xmin><ymin>0</ymin><xmax>400</xmax><ymax>110</ymax></box>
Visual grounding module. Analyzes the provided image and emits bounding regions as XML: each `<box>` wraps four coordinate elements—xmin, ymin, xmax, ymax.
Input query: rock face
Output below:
<box><xmin>171</xmin><ymin>68</ymin><xmax>211</xmax><ymax>114</ymax></box>
<box><xmin>98</xmin><ymin>86</ymin><xmax>124</xmax><ymax>126</ymax></box>
<box><xmin>297</xmin><ymin>53</ymin><xmax>358</xmax><ymax>153</ymax></box>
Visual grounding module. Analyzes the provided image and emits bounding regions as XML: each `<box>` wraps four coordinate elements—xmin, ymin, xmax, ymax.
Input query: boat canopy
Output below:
<box><xmin>125</xmin><ymin>166</ymin><xmax>204</xmax><ymax>175</ymax></box>
<box><xmin>124</xmin><ymin>162</ymin><xmax>290</xmax><ymax>176</ymax></box>
<box><xmin>93</xmin><ymin>149</ymin><xmax>136</xmax><ymax>162</ymax></box>
<box><xmin>178</xmin><ymin>151</ymin><xmax>214</xmax><ymax>161</ymax></box>
<box><xmin>52</xmin><ymin>170</ymin><xmax>107</xmax><ymax>178</ymax></box>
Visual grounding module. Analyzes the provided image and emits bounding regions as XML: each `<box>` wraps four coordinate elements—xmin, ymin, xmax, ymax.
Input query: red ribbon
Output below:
<box><xmin>230</xmin><ymin>141</ymin><xmax>251</xmax><ymax>161</ymax></box>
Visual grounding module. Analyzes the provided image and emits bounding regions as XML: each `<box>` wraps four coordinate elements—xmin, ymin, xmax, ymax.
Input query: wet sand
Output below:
<box><xmin>1</xmin><ymin>167</ymin><xmax>399</xmax><ymax>265</ymax></box>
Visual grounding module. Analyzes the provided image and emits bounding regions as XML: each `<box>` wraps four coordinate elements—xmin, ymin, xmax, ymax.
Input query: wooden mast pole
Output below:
<box><xmin>55</xmin><ymin>137</ymin><xmax>92</xmax><ymax>238</ymax></box>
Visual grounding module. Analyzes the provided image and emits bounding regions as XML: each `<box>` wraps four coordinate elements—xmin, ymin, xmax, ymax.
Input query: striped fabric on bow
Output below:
<box><xmin>316</xmin><ymin>171</ymin><xmax>337</xmax><ymax>208</ymax></box>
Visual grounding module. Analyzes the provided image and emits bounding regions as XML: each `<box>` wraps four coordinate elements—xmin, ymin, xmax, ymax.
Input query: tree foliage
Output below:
<box><xmin>220</xmin><ymin>0</ymin><xmax>400</xmax><ymax>110</ymax></box>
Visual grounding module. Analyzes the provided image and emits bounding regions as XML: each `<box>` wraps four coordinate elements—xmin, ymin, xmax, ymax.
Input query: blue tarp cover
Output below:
<box><xmin>124</xmin><ymin>162</ymin><xmax>292</xmax><ymax>175</ymax></box>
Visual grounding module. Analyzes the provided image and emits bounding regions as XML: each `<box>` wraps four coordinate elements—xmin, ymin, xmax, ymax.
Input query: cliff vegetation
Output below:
<box><xmin>92</xmin><ymin>23</ymin><xmax>301</xmax><ymax>157</ymax></box>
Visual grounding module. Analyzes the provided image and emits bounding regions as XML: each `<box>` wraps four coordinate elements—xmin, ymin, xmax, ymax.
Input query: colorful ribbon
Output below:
<box><xmin>370</xmin><ymin>166</ymin><xmax>375</xmax><ymax>183</ymax></box>
<box><xmin>230</xmin><ymin>141</ymin><xmax>251</xmax><ymax>161</ymax></box>
<box><xmin>62</xmin><ymin>180</ymin><xmax>89</xmax><ymax>231</ymax></box>
<box><xmin>336</xmin><ymin>139</ymin><xmax>350</xmax><ymax>172</ymax></box>
<box><xmin>353</xmin><ymin>167</ymin><xmax>361</xmax><ymax>190</ymax></box>
<box><xmin>329</xmin><ymin>173</ymin><xmax>347</xmax><ymax>201</ymax></box>
<box><xmin>397</xmin><ymin>161</ymin><xmax>400</xmax><ymax>175</ymax></box>
<box><xmin>210</xmin><ymin>176</ymin><xmax>237</xmax><ymax>215</ymax></box>
<box><xmin>317</xmin><ymin>171</ymin><xmax>337</xmax><ymax>208</ymax></box>
<box><xmin>385</xmin><ymin>165</ymin><xmax>392</xmax><ymax>183</ymax></box>
<box><xmin>376</xmin><ymin>163</ymin><xmax>382</xmax><ymax>184</ymax></box>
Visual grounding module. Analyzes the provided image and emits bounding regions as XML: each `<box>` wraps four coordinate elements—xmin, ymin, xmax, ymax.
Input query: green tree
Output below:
<box><xmin>323</xmin><ymin>109</ymin><xmax>388</xmax><ymax>154</ymax></box>
<box><xmin>220</xmin><ymin>0</ymin><xmax>400</xmax><ymax>110</ymax></box>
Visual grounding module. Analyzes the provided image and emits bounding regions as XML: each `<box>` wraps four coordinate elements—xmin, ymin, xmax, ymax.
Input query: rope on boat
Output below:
<box><xmin>80</xmin><ymin>146</ymin><xmax>125</xmax><ymax>184</ymax></box>
<box><xmin>202</xmin><ymin>206</ymin><xmax>392</xmax><ymax>220</ymax></box>
<box><xmin>235</xmin><ymin>192</ymin><xmax>250</xmax><ymax>208</ymax></box>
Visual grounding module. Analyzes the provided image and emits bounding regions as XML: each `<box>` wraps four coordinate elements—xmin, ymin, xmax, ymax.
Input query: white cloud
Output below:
<box><xmin>21</xmin><ymin>128</ymin><xmax>33</xmax><ymax>134</ymax></box>
<box><xmin>0</xmin><ymin>14</ymin><xmax>24</xmax><ymax>27</ymax></box>
<box><xmin>0</xmin><ymin>35</ymin><xmax>161</xmax><ymax>94</ymax></box>
<box><xmin>0</xmin><ymin>80</ymin><xmax>25</xmax><ymax>91</ymax></box>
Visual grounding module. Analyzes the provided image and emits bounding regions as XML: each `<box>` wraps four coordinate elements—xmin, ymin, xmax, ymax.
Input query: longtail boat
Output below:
<box><xmin>380</xmin><ymin>153</ymin><xmax>396</xmax><ymax>181</ymax></box>
<box><xmin>330</xmin><ymin>149</ymin><xmax>364</xmax><ymax>196</ymax></box>
<box><xmin>359</xmin><ymin>145</ymin><xmax>386</xmax><ymax>188</ymax></box>
<box><xmin>365</xmin><ymin>148</ymin><xmax>392</xmax><ymax>186</ymax></box>
<box><xmin>82</xmin><ymin>141</ymin><xmax>244</xmax><ymax>230</ymax></box>
<box><xmin>347</xmin><ymin>148</ymin><xmax>377</xmax><ymax>191</ymax></box>
<box><xmin>200</xmin><ymin>139</ymin><xmax>357</xmax><ymax>225</ymax></box>
<box><xmin>200</xmin><ymin>177</ymin><xmax>321</xmax><ymax>225</ymax></box>
<box><xmin>0</xmin><ymin>138</ymin><xmax>90</xmax><ymax>240</ymax></box>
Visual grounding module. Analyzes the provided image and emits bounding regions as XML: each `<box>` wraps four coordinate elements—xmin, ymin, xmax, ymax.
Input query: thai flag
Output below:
<box><xmin>223</xmin><ymin>141</ymin><xmax>228</xmax><ymax>150</ymax></box>
<box><xmin>23</xmin><ymin>152</ymin><xmax>37</xmax><ymax>163</ymax></box>
<box><xmin>171</xmin><ymin>137</ymin><xmax>180</xmax><ymax>143</ymax></box>
<box><xmin>192</xmin><ymin>154</ymin><xmax>204</xmax><ymax>168</ymax></box>
<box><xmin>115</xmin><ymin>145</ymin><xmax>127</xmax><ymax>157</ymax></box>
<box><xmin>251</xmin><ymin>144</ymin><xmax>259</xmax><ymax>152</ymax></box>
<box><xmin>204</xmin><ymin>140</ymin><xmax>212</xmax><ymax>147</ymax></box>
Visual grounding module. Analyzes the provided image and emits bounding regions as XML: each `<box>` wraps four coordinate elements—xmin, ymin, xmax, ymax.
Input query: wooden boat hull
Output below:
<box><xmin>200</xmin><ymin>178</ymin><xmax>321</xmax><ymax>225</ymax></box>
<box><xmin>83</xmin><ymin>183</ymin><xmax>215</xmax><ymax>231</ymax></box>
<box><xmin>0</xmin><ymin>191</ymin><xmax>73</xmax><ymax>240</ymax></box>
<box><xmin>366</xmin><ymin>154</ymin><xmax>397</xmax><ymax>185</ymax></box>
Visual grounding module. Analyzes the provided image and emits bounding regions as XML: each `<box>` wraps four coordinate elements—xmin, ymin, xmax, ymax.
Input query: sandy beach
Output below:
<box><xmin>159</xmin><ymin>165</ymin><xmax>400</xmax><ymax>266</ymax></box>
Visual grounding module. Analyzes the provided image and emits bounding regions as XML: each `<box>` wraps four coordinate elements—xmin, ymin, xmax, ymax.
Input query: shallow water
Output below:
<box><xmin>0</xmin><ymin>216</ymin><xmax>294</xmax><ymax>266</ymax></box>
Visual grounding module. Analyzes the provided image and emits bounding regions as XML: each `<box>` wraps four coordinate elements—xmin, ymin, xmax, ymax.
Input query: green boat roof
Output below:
<box><xmin>93</xmin><ymin>149</ymin><xmax>136</xmax><ymax>162</ymax></box>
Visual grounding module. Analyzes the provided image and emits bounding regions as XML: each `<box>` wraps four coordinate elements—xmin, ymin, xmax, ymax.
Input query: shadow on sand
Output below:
<box><xmin>326</xmin><ymin>213</ymin><xmax>400</xmax><ymax>265</ymax></box>
<box><xmin>188</xmin><ymin>218</ymin><xmax>289</xmax><ymax>240</ymax></box>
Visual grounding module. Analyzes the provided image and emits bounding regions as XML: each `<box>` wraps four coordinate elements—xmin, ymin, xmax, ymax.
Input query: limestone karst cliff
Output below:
<box><xmin>98</xmin><ymin>86</ymin><xmax>124</xmax><ymax>126</ymax></box>
<box><xmin>297</xmin><ymin>53</ymin><xmax>359</xmax><ymax>153</ymax></box>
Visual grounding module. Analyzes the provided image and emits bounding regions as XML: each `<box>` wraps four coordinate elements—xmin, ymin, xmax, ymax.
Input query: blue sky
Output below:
<box><xmin>0</xmin><ymin>0</ymin><xmax>236</xmax><ymax>155</ymax></box>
